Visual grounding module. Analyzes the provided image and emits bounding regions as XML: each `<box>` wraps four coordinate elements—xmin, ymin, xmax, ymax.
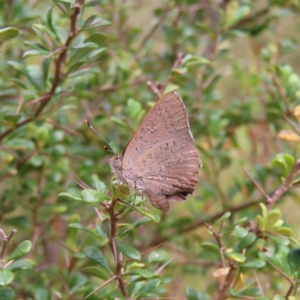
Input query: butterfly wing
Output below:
<box><xmin>122</xmin><ymin>91</ymin><xmax>195</xmax><ymax>170</ymax></box>
<box><xmin>131</xmin><ymin>137</ymin><xmax>200</xmax><ymax>211</ymax></box>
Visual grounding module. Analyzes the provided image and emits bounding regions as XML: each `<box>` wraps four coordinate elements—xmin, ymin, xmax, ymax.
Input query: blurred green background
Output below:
<box><xmin>1</xmin><ymin>0</ymin><xmax>300</xmax><ymax>299</ymax></box>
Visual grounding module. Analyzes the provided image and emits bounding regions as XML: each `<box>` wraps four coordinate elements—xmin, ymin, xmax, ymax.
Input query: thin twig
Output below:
<box><xmin>147</xmin><ymin>81</ymin><xmax>162</xmax><ymax>98</ymax></box>
<box><xmin>107</xmin><ymin>200</ymin><xmax>128</xmax><ymax>298</ymax></box>
<box><xmin>243</xmin><ymin>168</ymin><xmax>271</xmax><ymax>203</ymax></box>
<box><xmin>0</xmin><ymin>229</ymin><xmax>17</xmax><ymax>268</ymax></box>
<box><xmin>270</xmin><ymin>72</ymin><xmax>291</xmax><ymax>115</ymax></box>
<box><xmin>253</xmin><ymin>270</ymin><xmax>264</xmax><ymax>297</ymax></box>
<box><xmin>203</xmin><ymin>220</ymin><xmax>226</xmax><ymax>268</ymax></box>
<box><xmin>83</xmin><ymin>275</ymin><xmax>117</xmax><ymax>299</ymax></box>
<box><xmin>266</xmin><ymin>258</ymin><xmax>295</xmax><ymax>298</ymax></box>
<box><xmin>45</xmin><ymin>119</ymin><xmax>83</xmax><ymax>137</ymax></box>
<box><xmin>283</xmin><ymin>114</ymin><xmax>300</xmax><ymax>134</ymax></box>
<box><xmin>268</xmin><ymin>158</ymin><xmax>300</xmax><ymax>209</ymax></box>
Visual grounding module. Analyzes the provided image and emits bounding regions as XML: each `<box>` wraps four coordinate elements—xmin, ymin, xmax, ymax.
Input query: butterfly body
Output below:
<box><xmin>109</xmin><ymin>91</ymin><xmax>201</xmax><ymax>211</ymax></box>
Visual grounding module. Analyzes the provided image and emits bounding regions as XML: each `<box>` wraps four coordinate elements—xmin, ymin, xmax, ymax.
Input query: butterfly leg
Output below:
<box><xmin>141</xmin><ymin>194</ymin><xmax>150</xmax><ymax>212</ymax></box>
<box><xmin>132</xmin><ymin>188</ymin><xmax>150</xmax><ymax>211</ymax></box>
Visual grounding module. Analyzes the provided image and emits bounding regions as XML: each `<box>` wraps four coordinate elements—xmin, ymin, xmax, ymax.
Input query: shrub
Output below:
<box><xmin>1</xmin><ymin>1</ymin><xmax>300</xmax><ymax>299</ymax></box>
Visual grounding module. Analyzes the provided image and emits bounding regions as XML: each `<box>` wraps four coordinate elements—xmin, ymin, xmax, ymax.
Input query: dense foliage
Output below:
<box><xmin>1</xmin><ymin>0</ymin><xmax>300</xmax><ymax>299</ymax></box>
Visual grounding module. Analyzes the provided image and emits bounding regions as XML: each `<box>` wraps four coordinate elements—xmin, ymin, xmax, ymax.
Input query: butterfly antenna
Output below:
<box><xmin>85</xmin><ymin>119</ymin><xmax>116</xmax><ymax>154</ymax></box>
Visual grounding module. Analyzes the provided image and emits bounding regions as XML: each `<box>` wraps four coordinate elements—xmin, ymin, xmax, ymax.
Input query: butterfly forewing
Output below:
<box><xmin>122</xmin><ymin>92</ymin><xmax>195</xmax><ymax>170</ymax></box>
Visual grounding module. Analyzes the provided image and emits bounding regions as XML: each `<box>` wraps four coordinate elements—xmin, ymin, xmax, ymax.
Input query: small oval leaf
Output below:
<box><xmin>81</xmin><ymin>189</ymin><xmax>107</xmax><ymax>204</ymax></box>
<box><xmin>7</xmin><ymin>240</ymin><xmax>32</xmax><ymax>261</ymax></box>
<box><xmin>0</xmin><ymin>270</ymin><xmax>14</xmax><ymax>286</ymax></box>
<box><xmin>84</xmin><ymin>247</ymin><xmax>111</xmax><ymax>272</ymax></box>
<box><xmin>288</xmin><ymin>248</ymin><xmax>300</xmax><ymax>274</ymax></box>
<box><xmin>117</xmin><ymin>244</ymin><xmax>141</xmax><ymax>261</ymax></box>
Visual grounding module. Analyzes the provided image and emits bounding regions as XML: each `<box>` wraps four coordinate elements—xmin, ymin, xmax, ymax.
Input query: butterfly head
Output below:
<box><xmin>108</xmin><ymin>154</ymin><xmax>124</xmax><ymax>182</ymax></box>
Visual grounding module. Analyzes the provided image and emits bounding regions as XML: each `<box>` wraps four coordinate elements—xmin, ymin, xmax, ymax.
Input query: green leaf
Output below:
<box><xmin>228</xmin><ymin>288</ymin><xmax>242</xmax><ymax>297</ymax></box>
<box><xmin>6</xmin><ymin>138</ymin><xmax>34</xmax><ymax>151</ymax></box>
<box><xmin>47</xmin><ymin>6</ymin><xmax>58</xmax><ymax>38</ymax></box>
<box><xmin>288</xmin><ymin>248</ymin><xmax>300</xmax><ymax>274</ymax></box>
<box><xmin>201</xmin><ymin>242</ymin><xmax>220</xmax><ymax>256</ymax></box>
<box><xmin>213</xmin><ymin>212</ymin><xmax>231</xmax><ymax>226</ymax></box>
<box><xmin>85</xmin><ymin>32</ymin><xmax>107</xmax><ymax>47</ymax></box>
<box><xmin>93</xmin><ymin>179</ymin><xmax>106</xmax><ymax>193</ymax></box>
<box><xmin>226</xmin><ymin>5</ymin><xmax>250</xmax><ymax>28</ymax></box>
<box><xmin>4</xmin><ymin>113</ymin><xmax>21</xmax><ymax>125</ymax></box>
<box><xmin>265</xmin><ymin>209</ymin><xmax>282</xmax><ymax>230</ymax></box>
<box><xmin>69</xmin><ymin>223</ymin><xmax>99</xmax><ymax>239</ymax></box>
<box><xmin>135</xmin><ymin>207</ymin><xmax>160</xmax><ymax>223</ymax></box>
<box><xmin>66</xmin><ymin>61</ymin><xmax>85</xmax><ymax>76</ymax></box>
<box><xmin>272</xmin><ymin>154</ymin><xmax>295</xmax><ymax>177</ymax></box>
<box><xmin>163</xmin><ymin>84</ymin><xmax>180</xmax><ymax>94</ymax></box>
<box><xmin>82</xmin><ymin>16</ymin><xmax>111</xmax><ymax>31</ymax></box>
<box><xmin>23</xmin><ymin>50</ymin><xmax>49</xmax><ymax>58</ymax></box>
<box><xmin>260</xmin><ymin>202</ymin><xmax>268</xmax><ymax>219</ymax></box>
<box><xmin>275</xmin><ymin>227</ymin><xmax>293</xmax><ymax>236</ymax></box>
<box><xmin>127</xmin><ymin>262</ymin><xmax>145</xmax><ymax>271</ymax></box>
<box><xmin>0</xmin><ymin>269</ymin><xmax>14</xmax><ymax>286</ymax></box>
<box><xmin>0</xmin><ymin>287</ymin><xmax>15</xmax><ymax>300</ymax></box>
<box><xmin>42</xmin><ymin>58</ymin><xmax>51</xmax><ymax>84</ymax></box>
<box><xmin>110</xmin><ymin>116</ymin><xmax>129</xmax><ymax>130</ymax></box>
<box><xmin>172</xmin><ymin>67</ymin><xmax>188</xmax><ymax>75</ymax></box>
<box><xmin>83</xmin><ymin>266</ymin><xmax>109</xmax><ymax>280</ymax></box>
<box><xmin>7</xmin><ymin>240</ymin><xmax>32</xmax><ymax>261</ymax></box>
<box><xmin>0</xmin><ymin>27</ymin><xmax>19</xmax><ymax>42</ymax></box>
<box><xmin>57</xmin><ymin>191</ymin><xmax>82</xmax><ymax>202</ymax></box>
<box><xmin>7</xmin><ymin>259</ymin><xmax>35</xmax><ymax>271</ymax></box>
<box><xmin>33</xmin><ymin>289</ymin><xmax>50</xmax><ymax>300</ymax></box>
<box><xmin>10</xmin><ymin>78</ymin><xmax>27</xmax><ymax>89</ymax></box>
<box><xmin>148</xmin><ymin>249</ymin><xmax>170</xmax><ymax>263</ymax></box>
<box><xmin>32</xmin><ymin>24</ymin><xmax>57</xmax><ymax>42</ymax></box>
<box><xmin>186</xmin><ymin>286</ymin><xmax>209</xmax><ymax>300</ymax></box>
<box><xmin>67</xmin><ymin>42</ymin><xmax>98</xmax><ymax>66</ymax></box>
<box><xmin>241</xmin><ymin>259</ymin><xmax>266</xmax><ymax>269</ymax></box>
<box><xmin>95</xmin><ymin>223</ymin><xmax>109</xmax><ymax>242</ymax></box>
<box><xmin>82</xmin><ymin>15</ymin><xmax>98</xmax><ymax>29</ymax></box>
<box><xmin>267</xmin><ymin>234</ymin><xmax>290</xmax><ymax>246</ymax></box>
<box><xmin>125</xmin><ymin>269</ymin><xmax>154</xmax><ymax>279</ymax></box>
<box><xmin>183</xmin><ymin>55</ymin><xmax>210</xmax><ymax>67</ymax></box>
<box><xmin>236</xmin><ymin>233</ymin><xmax>256</xmax><ymax>251</ymax></box>
<box><xmin>225</xmin><ymin>252</ymin><xmax>246</xmax><ymax>263</ymax></box>
<box><xmin>231</xmin><ymin>226</ymin><xmax>248</xmax><ymax>239</ymax></box>
<box><xmin>127</xmin><ymin>98</ymin><xmax>144</xmax><ymax>129</ymax></box>
<box><xmin>81</xmin><ymin>189</ymin><xmax>107</xmax><ymax>204</ymax></box>
<box><xmin>256</xmin><ymin>215</ymin><xmax>264</xmax><ymax>231</ymax></box>
<box><xmin>117</xmin><ymin>244</ymin><xmax>141</xmax><ymax>261</ymax></box>
<box><xmin>84</xmin><ymin>247</ymin><xmax>111</xmax><ymax>272</ymax></box>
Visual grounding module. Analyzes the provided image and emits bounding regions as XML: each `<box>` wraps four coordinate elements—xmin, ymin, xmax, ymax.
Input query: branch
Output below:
<box><xmin>268</xmin><ymin>158</ymin><xmax>300</xmax><ymax>209</ymax></box>
<box><xmin>148</xmin><ymin>198</ymin><xmax>261</xmax><ymax>246</ymax></box>
<box><xmin>84</xmin><ymin>275</ymin><xmax>117</xmax><ymax>299</ymax></box>
<box><xmin>107</xmin><ymin>200</ymin><xmax>128</xmax><ymax>298</ymax></box>
<box><xmin>266</xmin><ymin>258</ymin><xmax>295</xmax><ymax>298</ymax></box>
<box><xmin>0</xmin><ymin>229</ymin><xmax>17</xmax><ymax>268</ymax></box>
<box><xmin>217</xmin><ymin>261</ymin><xmax>237</xmax><ymax>300</ymax></box>
<box><xmin>0</xmin><ymin>1</ymin><xmax>84</xmax><ymax>141</ymax></box>
<box><xmin>243</xmin><ymin>168</ymin><xmax>271</xmax><ymax>203</ymax></box>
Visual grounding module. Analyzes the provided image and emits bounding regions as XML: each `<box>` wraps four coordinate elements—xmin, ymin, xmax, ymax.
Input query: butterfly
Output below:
<box><xmin>109</xmin><ymin>91</ymin><xmax>201</xmax><ymax>211</ymax></box>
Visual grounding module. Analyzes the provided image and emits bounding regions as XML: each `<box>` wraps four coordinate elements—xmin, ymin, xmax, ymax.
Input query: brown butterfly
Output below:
<box><xmin>109</xmin><ymin>91</ymin><xmax>201</xmax><ymax>211</ymax></box>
